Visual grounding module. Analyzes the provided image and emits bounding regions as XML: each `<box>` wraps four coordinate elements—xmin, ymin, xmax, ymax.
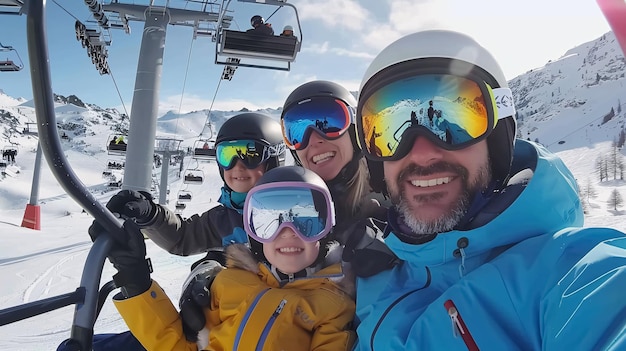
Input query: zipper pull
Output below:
<box><xmin>274</xmin><ymin>299</ymin><xmax>287</xmax><ymax>315</ymax></box>
<box><xmin>288</xmin><ymin>273</ymin><xmax>295</xmax><ymax>282</ymax></box>
<box><xmin>448</xmin><ymin>305</ymin><xmax>464</xmax><ymax>337</ymax></box>
<box><xmin>444</xmin><ymin>300</ymin><xmax>479</xmax><ymax>351</ymax></box>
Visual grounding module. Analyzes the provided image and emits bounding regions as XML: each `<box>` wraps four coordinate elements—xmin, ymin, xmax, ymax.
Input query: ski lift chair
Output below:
<box><xmin>184</xmin><ymin>169</ymin><xmax>204</xmax><ymax>184</ymax></box>
<box><xmin>0</xmin><ymin>60</ymin><xmax>21</xmax><ymax>72</ymax></box>
<box><xmin>0</xmin><ymin>42</ymin><xmax>24</xmax><ymax>72</ymax></box>
<box><xmin>108</xmin><ymin>179</ymin><xmax>123</xmax><ymax>189</ymax></box>
<box><xmin>217</xmin><ymin>30</ymin><xmax>300</xmax><ymax>71</ymax></box>
<box><xmin>23</xmin><ymin>122</ymin><xmax>38</xmax><ymax>136</ymax></box>
<box><xmin>107</xmin><ymin>160</ymin><xmax>124</xmax><ymax>170</ymax></box>
<box><xmin>106</xmin><ymin>135</ymin><xmax>127</xmax><ymax>155</ymax></box>
<box><xmin>175</xmin><ymin>202</ymin><xmax>187</xmax><ymax>211</ymax></box>
<box><xmin>177</xmin><ymin>190</ymin><xmax>193</xmax><ymax>202</ymax></box>
<box><xmin>215</xmin><ymin>0</ymin><xmax>303</xmax><ymax>71</ymax></box>
<box><xmin>193</xmin><ymin>139</ymin><xmax>216</xmax><ymax>160</ymax></box>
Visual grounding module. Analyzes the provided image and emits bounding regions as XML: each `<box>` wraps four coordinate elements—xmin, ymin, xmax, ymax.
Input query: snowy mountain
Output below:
<box><xmin>509</xmin><ymin>31</ymin><xmax>626</xmax><ymax>150</ymax></box>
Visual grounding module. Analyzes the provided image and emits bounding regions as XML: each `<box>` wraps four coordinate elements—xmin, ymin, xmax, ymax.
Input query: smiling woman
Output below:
<box><xmin>280</xmin><ymin>80</ymin><xmax>388</xmax><ymax>227</ymax></box>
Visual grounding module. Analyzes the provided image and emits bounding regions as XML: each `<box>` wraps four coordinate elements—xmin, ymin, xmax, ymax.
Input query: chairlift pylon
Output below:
<box><xmin>215</xmin><ymin>0</ymin><xmax>303</xmax><ymax>71</ymax></box>
<box><xmin>0</xmin><ymin>42</ymin><xmax>24</xmax><ymax>72</ymax></box>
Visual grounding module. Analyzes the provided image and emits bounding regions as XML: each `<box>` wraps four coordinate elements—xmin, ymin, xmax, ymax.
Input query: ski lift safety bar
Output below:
<box><xmin>0</xmin><ymin>1</ymin><xmax>125</xmax><ymax>350</ymax></box>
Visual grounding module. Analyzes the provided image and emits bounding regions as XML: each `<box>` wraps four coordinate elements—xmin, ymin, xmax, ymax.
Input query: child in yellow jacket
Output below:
<box><xmin>112</xmin><ymin>166</ymin><xmax>356</xmax><ymax>351</ymax></box>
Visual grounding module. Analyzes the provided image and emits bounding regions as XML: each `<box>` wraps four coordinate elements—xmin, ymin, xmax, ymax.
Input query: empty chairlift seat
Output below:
<box><xmin>220</xmin><ymin>30</ymin><xmax>299</xmax><ymax>62</ymax></box>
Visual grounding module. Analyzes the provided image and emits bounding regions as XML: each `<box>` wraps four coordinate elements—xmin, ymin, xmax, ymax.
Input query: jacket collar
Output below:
<box><xmin>218</xmin><ymin>187</ymin><xmax>246</xmax><ymax>213</ymax></box>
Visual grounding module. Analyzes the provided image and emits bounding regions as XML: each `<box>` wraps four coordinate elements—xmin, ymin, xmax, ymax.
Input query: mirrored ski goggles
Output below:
<box><xmin>216</xmin><ymin>139</ymin><xmax>285</xmax><ymax>170</ymax></box>
<box><xmin>243</xmin><ymin>182</ymin><xmax>336</xmax><ymax>243</ymax></box>
<box><xmin>357</xmin><ymin>74</ymin><xmax>515</xmax><ymax>161</ymax></box>
<box><xmin>281</xmin><ymin>97</ymin><xmax>354</xmax><ymax>150</ymax></box>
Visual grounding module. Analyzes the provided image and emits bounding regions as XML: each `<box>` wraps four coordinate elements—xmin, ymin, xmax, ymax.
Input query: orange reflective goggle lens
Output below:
<box><xmin>358</xmin><ymin>74</ymin><xmax>507</xmax><ymax>160</ymax></box>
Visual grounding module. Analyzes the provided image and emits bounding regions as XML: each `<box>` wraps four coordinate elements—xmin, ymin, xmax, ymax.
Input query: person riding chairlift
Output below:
<box><xmin>247</xmin><ymin>15</ymin><xmax>274</xmax><ymax>36</ymax></box>
<box><xmin>280</xmin><ymin>25</ymin><xmax>294</xmax><ymax>37</ymax></box>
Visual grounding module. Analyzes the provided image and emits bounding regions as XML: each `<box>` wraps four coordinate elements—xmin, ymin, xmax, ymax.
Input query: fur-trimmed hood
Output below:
<box><xmin>224</xmin><ymin>242</ymin><xmax>355</xmax><ymax>298</ymax></box>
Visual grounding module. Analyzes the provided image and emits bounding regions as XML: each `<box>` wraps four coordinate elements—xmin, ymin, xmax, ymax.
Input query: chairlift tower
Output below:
<box><xmin>153</xmin><ymin>137</ymin><xmax>183</xmax><ymax>205</ymax></box>
<box><xmin>100</xmin><ymin>1</ymin><xmax>232</xmax><ymax>192</ymax></box>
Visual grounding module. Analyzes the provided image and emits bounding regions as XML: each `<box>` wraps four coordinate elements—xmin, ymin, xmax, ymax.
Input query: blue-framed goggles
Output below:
<box><xmin>243</xmin><ymin>181</ymin><xmax>336</xmax><ymax>243</ymax></box>
<box><xmin>357</xmin><ymin>73</ymin><xmax>515</xmax><ymax>161</ymax></box>
<box><xmin>281</xmin><ymin>97</ymin><xmax>354</xmax><ymax>150</ymax></box>
<box><xmin>216</xmin><ymin>139</ymin><xmax>285</xmax><ymax>170</ymax></box>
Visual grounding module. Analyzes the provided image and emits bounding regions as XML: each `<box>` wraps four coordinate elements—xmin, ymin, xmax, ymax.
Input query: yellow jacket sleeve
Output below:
<box><xmin>113</xmin><ymin>280</ymin><xmax>199</xmax><ymax>351</ymax></box>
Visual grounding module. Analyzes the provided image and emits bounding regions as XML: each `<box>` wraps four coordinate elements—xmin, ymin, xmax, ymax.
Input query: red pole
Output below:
<box><xmin>21</xmin><ymin>203</ymin><xmax>41</xmax><ymax>230</ymax></box>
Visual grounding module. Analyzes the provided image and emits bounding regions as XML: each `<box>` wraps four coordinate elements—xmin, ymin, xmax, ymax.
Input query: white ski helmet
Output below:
<box><xmin>357</xmin><ymin>29</ymin><xmax>517</xmax><ymax>191</ymax></box>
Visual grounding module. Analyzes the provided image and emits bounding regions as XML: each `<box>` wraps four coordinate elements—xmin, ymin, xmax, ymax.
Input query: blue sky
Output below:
<box><xmin>0</xmin><ymin>0</ymin><xmax>612</xmax><ymax>115</ymax></box>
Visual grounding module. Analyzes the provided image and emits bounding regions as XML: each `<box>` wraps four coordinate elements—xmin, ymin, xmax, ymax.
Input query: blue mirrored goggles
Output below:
<box><xmin>357</xmin><ymin>73</ymin><xmax>515</xmax><ymax>161</ymax></box>
<box><xmin>243</xmin><ymin>182</ymin><xmax>336</xmax><ymax>243</ymax></box>
<box><xmin>281</xmin><ymin>97</ymin><xmax>355</xmax><ymax>150</ymax></box>
<box><xmin>216</xmin><ymin>139</ymin><xmax>285</xmax><ymax>170</ymax></box>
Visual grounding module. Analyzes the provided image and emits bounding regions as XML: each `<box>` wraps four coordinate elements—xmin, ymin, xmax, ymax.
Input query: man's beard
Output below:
<box><xmin>390</xmin><ymin>160</ymin><xmax>491</xmax><ymax>235</ymax></box>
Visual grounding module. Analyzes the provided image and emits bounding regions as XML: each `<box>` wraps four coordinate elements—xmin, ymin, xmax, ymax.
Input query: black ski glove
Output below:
<box><xmin>89</xmin><ymin>219</ymin><xmax>152</xmax><ymax>298</ymax></box>
<box><xmin>178</xmin><ymin>257</ymin><xmax>224</xmax><ymax>342</ymax></box>
<box><xmin>342</xmin><ymin>218</ymin><xmax>400</xmax><ymax>277</ymax></box>
<box><xmin>106</xmin><ymin>189</ymin><xmax>157</xmax><ymax>224</ymax></box>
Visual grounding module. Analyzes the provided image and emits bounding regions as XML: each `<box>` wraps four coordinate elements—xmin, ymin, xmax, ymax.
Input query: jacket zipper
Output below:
<box><xmin>233</xmin><ymin>288</ymin><xmax>270</xmax><ymax>351</ymax></box>
<box><xmin>255</xmin><ymin>299</ymin><xmax>287</xmax><ymax>351</ymax></box>
<box><xmin>444</xmin><ymin>299</ymin><xmax>479</xmax><ymax>351</ymax></box>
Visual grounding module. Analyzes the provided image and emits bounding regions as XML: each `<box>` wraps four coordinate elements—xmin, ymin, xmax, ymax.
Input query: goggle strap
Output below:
<box><xmin>492</xmin><ymin>87</ymin><xmax>516</xmax><ymax>120</ymax></box>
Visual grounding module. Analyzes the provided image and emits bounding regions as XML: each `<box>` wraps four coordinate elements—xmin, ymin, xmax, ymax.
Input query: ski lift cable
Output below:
<box><xmin>541</xmin><ymin>109</ymin><xmax>620</xmax><ymax>148</ymax></box>
<box><xmin>174</xmin><ymin>36</ymin><xmax>196</xmax><ymax>136</ymax></box>
<box><xmin>200</xmin><ymin>73</ymin><xmax>224</xmax><ymax>137</ymax></box>
<box><xmin>51</xmin><ymin>0</ymin><xmax>81</xmax><ymax>21</ymax></box>
<box><xmin>107</xmin><ymin>66</ymin><xmax>130</xmax><ymax>118</ymax></box>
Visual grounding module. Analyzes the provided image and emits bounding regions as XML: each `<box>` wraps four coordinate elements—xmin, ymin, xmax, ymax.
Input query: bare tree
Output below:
<box><xmin>580</xmin><ymin>178</ymin><xmax>598</xmax><ymax>204</ymax></box>
<box><xmin>610</xmin><ymin>141</ymin><xmax>620</xmax><ymax>180</ymax></box>
<box><xmin>596</xmin><ymin>156</ymin><xmax>605</xmax><ymax>182</ymax></box>
<box><xmin>608</xmin><ymin>188</ymin><xmax>623</xmax><ymax>211</ymax></box>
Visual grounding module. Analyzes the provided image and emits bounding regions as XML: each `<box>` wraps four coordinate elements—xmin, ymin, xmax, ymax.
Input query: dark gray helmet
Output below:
<box><xmin>250</xmin><ymin>15</ymin><xmax>264</xmax><ymax>27</ymax></box>
<box><xmin>216</xmin><ymin>112</ymin><xmax>285</xmax><ymax>181</ymax></box>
